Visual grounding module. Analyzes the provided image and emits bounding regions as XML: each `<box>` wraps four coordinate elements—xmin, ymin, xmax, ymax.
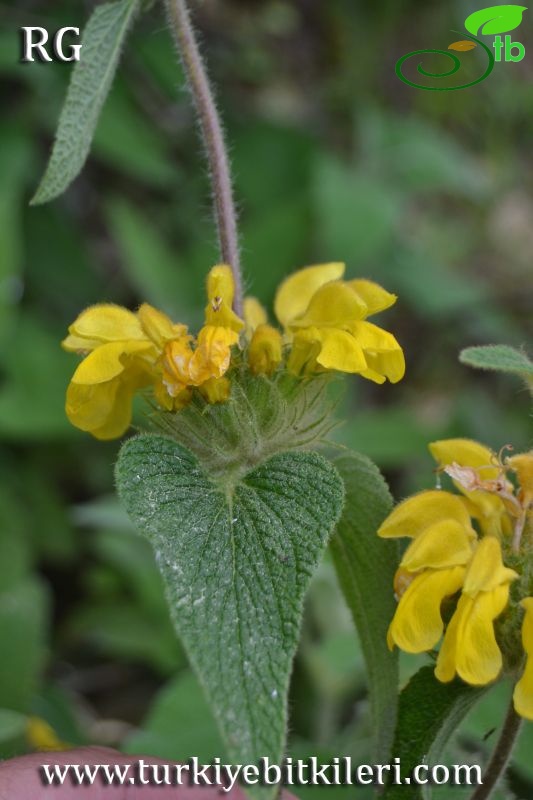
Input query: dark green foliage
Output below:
<box><xmin>385</xmin><ymin>667</ymin><xmax>486</xmax><ymax>800</ymax></box>
<box><xmin>330</xmin><ymin>451</ymin><xmax>398</xmax><ymax>763</ymax></box>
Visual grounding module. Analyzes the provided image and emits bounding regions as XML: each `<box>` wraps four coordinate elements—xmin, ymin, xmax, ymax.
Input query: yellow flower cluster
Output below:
<box><xmin>379</xmin><ymin>439</ymin><xmax>533</xmax><ymax>719</ymax></box>
<box><xmin>63</xmin><ymin>262</ymin><xmax>404</xmax><ymax>439</ymax></box>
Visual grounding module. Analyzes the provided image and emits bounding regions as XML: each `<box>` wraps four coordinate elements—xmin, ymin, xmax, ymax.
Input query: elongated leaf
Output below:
<box><xmin>31</xmin><ymin>0</ymin><xmax>140</xmax><ymax>204</ymax></box>
<box><xmin>330</xmin><ymin>451</ymin><xmax>398</xmax><ymax>764</ymax></box>
<box><xmin>460</xmin><ymin>345</ymin><xmax>533</xmax><ymax>376</ymax></box>
<box><xmin>465</xmin><ymin>5</ymin><xmax>527</xmax><ymax>36</ymax></box>
<box><xmin>116</xmin><ymin>435</ymin><xmax>344</xmax><ymax>799</ymax></box>
<box><xmin>385</xmin><ymin>666</ymin><xmax>485</xmax><ymax>799</ymax></box>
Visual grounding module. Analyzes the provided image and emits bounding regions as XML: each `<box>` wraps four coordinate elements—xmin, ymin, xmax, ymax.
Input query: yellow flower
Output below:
<box><xmin>513</xmin><ymin>598</ymin><xmax>533</xmax><ymax>720</ymax></box>
<box><xmin>63</xmin><ymin>304</ymin><xmax>159</xmax><ymax>440</ymax></box>
<box><xmin>26</xmin><ymin>717</ymin><xmax>69</xmax><ymax>751</ymax></box>
<box><xmin>381</xmin><ymin>438</ymin><xmax>532</xmax><ymax>717</ymax></box>
<box><xmin>435</xmin><ymin>537</ymin><xmax>517</xmax><ymax>685</ymax></box>
<box><xmin>248</xmin><ymin>325</ymin><xmax>283</xmax><ymax>376</ymax></box>
<box><xmin>205</xmin><ymin>264</ymin><xmax>244</xmax><ymax>333</ymax></box>
<box><xmin>387</xmin><ymin>566</ymin><xmax>466</xmax><ymax>653</ymax></box>
<box><xmin>137</xmin><ymin>302</ymin><xmax>188</xmax><ymax>348</ymax></box>
<box><xmin>507</xmin><ymin>451</ymin><xmax>533</xmax><ymax>507</ymax></box>
<box><xmin>429</xmin><ymin>439</ymin><xmax>510</xmax><ymax>536</ymax></box>
<box><xmin>274</xmin><ymin>263</ymin><xmax>404</xmax><ymax>382</ymax></box>
<box><xmin>378</xmin><ymin>490</ymin><xmax>476</xmax><ymax>653</ymax></box>
<box><xmin>63</xmin><ymin>266</ymin><xmax>246</xmax><ymax>437</ymax></box>
<box><xmin>243</xmin><ymin>296</ymin><xmax>268</xmax><ymax>340</ymax></box>
<box><xmin>198</xmin><ymin>376</ymin><xmax>231</xmax><ymax>403</ymax></box>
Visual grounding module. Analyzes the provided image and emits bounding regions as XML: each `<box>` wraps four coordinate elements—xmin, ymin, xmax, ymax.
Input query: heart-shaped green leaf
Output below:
<box><xmin>465</xmin><ymin>5</ymin><xmax>527</xmax><ymax>36</ymax></box>
<box><xmin>116</xmin><ymin>435</ymin><xmax>344</xmax><ymax>797</ymax></box>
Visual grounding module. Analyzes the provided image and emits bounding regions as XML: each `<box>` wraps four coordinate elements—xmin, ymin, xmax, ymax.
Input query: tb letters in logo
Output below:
<box><xmin>396</xmin><ymin>4</ymin><xmax>527</xmax><ymax>91</ymax></box>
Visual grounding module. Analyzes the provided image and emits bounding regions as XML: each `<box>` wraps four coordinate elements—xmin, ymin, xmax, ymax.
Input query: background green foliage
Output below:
<box><xmin>0</xmin><ymin>0</ymin><xmax>532</xmax><ymax>796</ymax></box>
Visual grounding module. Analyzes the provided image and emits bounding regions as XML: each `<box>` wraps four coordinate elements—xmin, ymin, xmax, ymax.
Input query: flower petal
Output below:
<box><xmin>378</xmin><ymin>490</ymin><xmax>473</xmax><ymax>539</ymax></box>
<box><xmin>65</xmin><ymin>377</ymin><xmax>138</xmax><ymax>440</ymax></box>
<box><xmin>274</xmin><ymin>263</ymin><xmax>345</xmax><ymax>328</ymax></box>
<box><xmin>462</xmin><ymin>536</ymin><xmax>518</xmax><ymax>596</ymax></box>
<box><xmin>508</xmin><ymin>452</ymin><xmax>533</xmax><ymax>505</ymax></box>
<box><xmin>429</xmin><ymin>438</ymin><xmax>507</xmax><ymax>525</ymax></box>
<box><xmin>71</xmin><ymin>341</ymin><xmax>153</xmax><ymax>385</ymax></box>
<box><xmin>314</xmin><ymin>328</ymin><xmax>367</xmax><ymax>373</ymax></box>
<box><xmin>138</xmin><ymin>303</ymin><xmax>187</xmax><ymax>349</ymax></box>
<box><xmin>248</xmin><ymin>324</ymin><xmax>283</xmax><ymax>376</ymax></box>
<box><xmin>388</xmin><ymin>566</ymin><xmax>465</xmax><ymax>653</ymax></box>
<box><xmin>361</xmin><ymin>347</ymin><xmax>405</xmax><ymax>384</ymax></box>
<box><xmin>430</xmin><ymin>439</ymin><xmax>497</xmax><ymax>476</ymax></box>
<box><xmin>189</xmin><ymin>325</ymin><xmax>239</xmax><ymax>384</ymax></box>
<box><xmin>198</xmin><ymin>376</ymin><xmax>231</xmax><ymax>404</ymax></box>
<box><xmin>286</xmin><ymin>328</ymin><xmax>323</xmax><ymax>374</ymax></box>
<box><xmin>513</xmin><ymin>598</ymin><xmax>533</xmax><ymax>720</ymax></box>
<box><xmin>207</xmin><ymin>264</ymin><xmax>235</xmax><ymax>306</ymax></box>
<box><xmin>290</xmin><ymin>282</ymin><xmax>367</xmax><ymax>329</ymax></box>
<box><xmin>205</xmin><ymin>265</ymin><xmax>244</xmax><ymax>332</ymax></box>
<box><xmin>401</xmin><ymin>519</ymin><xmax>474</xmax><ymax>571</ymax></box>
<box><xmin>348</xmin><ymin>279</ymin><xmax>397</xmax><ymax>315</ymax></box>
<box><xmin>243</xmin><ymin>297</ymin><xmax>268</xmax><ymax>338</ymax></box>
<box><xmin>68</xmin><ymin>304</ymin><xmax>146</xmax><ymax>344</ymax></box>
<box><xmin>451</xmin><ymin>586</ymin><xmax>508</xmax><ymax>685</ymax></box>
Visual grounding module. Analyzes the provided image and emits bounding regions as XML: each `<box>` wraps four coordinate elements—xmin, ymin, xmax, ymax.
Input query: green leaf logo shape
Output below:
<box><xmin>465</xmin><ymin>4</ymin><xmax>527</xmax><ymax>36</ymax></box>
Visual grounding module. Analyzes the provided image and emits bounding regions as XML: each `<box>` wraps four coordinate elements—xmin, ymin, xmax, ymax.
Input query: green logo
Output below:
<box><xmin>396</xmin><ymin>4</ymin><xmax>527</xmax><ymax>90</ymax></box>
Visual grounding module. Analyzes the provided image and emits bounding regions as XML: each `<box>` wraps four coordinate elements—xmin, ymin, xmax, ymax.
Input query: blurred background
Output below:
<box><xmin>0</xmin><ymin>1</ymin><xmax>532</xmax><ymax>796</ymax></box>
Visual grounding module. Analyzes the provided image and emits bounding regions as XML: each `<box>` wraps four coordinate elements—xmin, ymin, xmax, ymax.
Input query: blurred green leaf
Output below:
<box><xmin>313</xmin><ymin>155</ymin><xmax>399</xmax><ymax>264</ymax></box>
<box><xmin>242</xmin><ymin>196</ymin><xmax>311</xmax><ymax>301</ymax></box>
<box><xmin>0</xmin><ymin>578</ymin><xmax>49</xmax><ymax>713</ymax></box>
<box><xmin>389</xmin><ymin>250</ymin><xmax>486</xmax><ymax>319</ymax></box>
<box><xmin>106</xmin><ymin>198</ymin><xmax>191</xmax><ymax>315</ymax></box>
<box><xmin>330</xmin><ymin>451</ymin><xmax>398</xmax><ymax>763</ymax></box>
<box><xmin>25</xmin><ymin>207</ymin><xmax>104</xmax><ymax>315</ymax></box>
<box><xmin>124</xmin><ymin>671</ymin><xmax>225</xmax><ymax>760</ymax></box>
<box><xmin>72</xmin><ymin>496</ymin><xmax>132</xmax><ymax>531</ymax></box>
<box><xmin>233</xmin><ymin>122</ymin><xmax>314</xmax><ymax>214</ymax></box>
<box><xmin>360</xmin><ymin>110</ymin><xmax>490</xmax><ymax>198</ymax></box>
<box><xmin>91</xmin><ymin>528</ymin><xmax>170</xmax><ymax>614</ymax></box>
<box><xmin>94</xmin><ymin>85</ymin><xmax>176</xmax><ymax>186</ymax></box>
<box><xmin>69</xmin><ymin>602</ymin><xmax>184</xmax><ymax>675</ymax></box>
<box><xmin>0</xmin><ymin>708</ymin><xmax>27</xmax><ymax>755</ymax></box>
<box><xmin>336</xmin><ymin>407</ymin><xmax>438</xmax><ymax>468</ymax></box>
<box><xmin>33</xmin><ymin>685</ymin><xmax>87</xmax><ymax>748</ymax></box>
<box><xmin>0</xmin><ymin>493</ymin><xmax>32</xmax><ymax>590</ymax></box>
<box><xmin>0</xmin><ymin>127</ymin><xmax>31</xmax><ymax>342</ymax></box>
<box><xmin>305</xmin><ymin>631</ymin><xmax>364</xmax><ymax>698</ymax></box>
<box><xmin>32</xmin><ymin>0</ymin><xmax>141</xmax><ymax>204</ymax></box>
<box><xmin>0</xmin><ymin>315</ymin><xmax>74</xmax><ymax>439</ymax></box>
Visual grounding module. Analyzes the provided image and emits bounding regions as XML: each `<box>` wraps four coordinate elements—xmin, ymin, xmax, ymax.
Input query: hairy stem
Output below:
<box><xmin>470</xmin><ymin>700</ymin><xmax>522</xmax><ymax>800</ymax></box>
<box><xmin>165</xmin><ymin>0</ymin><xmax>243</xmax><ymax>315</ymax></box>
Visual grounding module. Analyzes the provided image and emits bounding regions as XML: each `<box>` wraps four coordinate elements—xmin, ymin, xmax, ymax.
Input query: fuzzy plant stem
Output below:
<box><xmin>470</xmin><ymin>700</ymin><xmax>522</xmax><ymax>800</ymax></box>
<box><xmin>165</xmin><ymin>0</ymin><xmax>243</xmax><ymax>315</ymax></box>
